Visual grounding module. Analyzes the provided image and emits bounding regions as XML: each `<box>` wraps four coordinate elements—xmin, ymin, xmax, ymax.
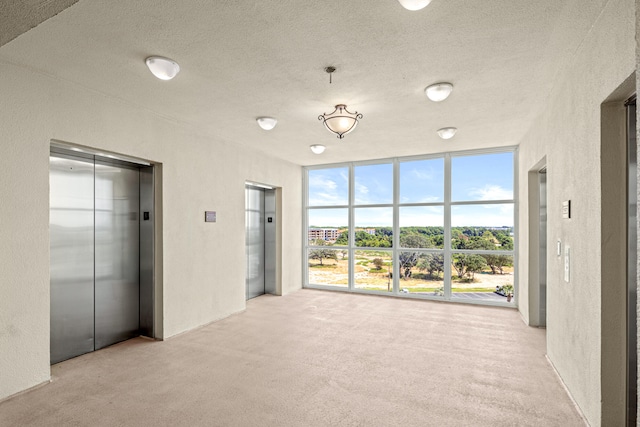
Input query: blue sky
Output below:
<box><xmin>308</xmin><ymin>153</ymin><xmax>514</xmax><ymax>228</ymax></box>
<box><xmin>451</xmin><ymin>152</ymin><xmax>513</xmax><ymax>201</ymax></box>
<box><xmin>400</xmin><ymin>159</ymin><xmax>443</xmax><ymax>203</ymax></box>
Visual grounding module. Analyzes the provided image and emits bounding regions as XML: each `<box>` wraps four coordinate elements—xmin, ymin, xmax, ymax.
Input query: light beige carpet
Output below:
<box><xmin>0</xmin><ymin>289</ymin><xmax>585</xmax><ymax>426</ymax></box>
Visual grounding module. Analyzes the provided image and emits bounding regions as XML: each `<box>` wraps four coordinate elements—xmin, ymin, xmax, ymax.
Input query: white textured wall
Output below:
<box><xmin>0</xmin><ymin>62</ymin><xmax>302</xmax><ymax>400</ymax></box>
<box><xmin>517</xmin><ymin>0</ymin><xmax>636</xmax><ymax>425</ymax></box>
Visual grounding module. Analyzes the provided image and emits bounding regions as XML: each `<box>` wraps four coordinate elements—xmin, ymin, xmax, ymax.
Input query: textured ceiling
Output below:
<box><xmin>0</xmin><ymin>0</ymin><xmax>78</xmax><ymax>47</ymax></box>
<box><xmin>0</xmin><ymin>0</ymin><xmax>607</xmax><ymax>165</ymax></box>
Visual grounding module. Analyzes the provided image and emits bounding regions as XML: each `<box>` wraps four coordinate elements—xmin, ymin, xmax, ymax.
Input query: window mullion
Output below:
<box><xmin>303</xmin><ymin>170</ymin><xmax>308</xmax><ymax>288</ymax></box>
<box><xmin>392</xmin><ymin>158</ymin><xmax>400</xmax><ymax>294</ymax></box>
<box><xmin>444</xmin><ymin>154</ymin><xmax>452</xmax><ymax>299</ymax></box>
<box><xmin>348</xmin><ymin>163</ymin><xmax>355</xmax><ymax>291</ymax></box>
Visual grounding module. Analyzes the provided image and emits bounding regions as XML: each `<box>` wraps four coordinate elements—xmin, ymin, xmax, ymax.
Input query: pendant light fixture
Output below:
<box><xmin>397</xmin><ymin>0</ymin><xmax>432</xmax><ymax>11</ymax></box>
<box><xmin>318</xmin><ymin>104</ymin><xmax>363</xmax><ymax>139</ymax></box>
<box><xmin>145</xmin><ymin>56</ymin><xmax>180</xmax><ymax>80</ymax></box>
<box><xmin>317</xmin><ymin>67</ymin><xmax>363</xmax><ymax>139</ymax></box>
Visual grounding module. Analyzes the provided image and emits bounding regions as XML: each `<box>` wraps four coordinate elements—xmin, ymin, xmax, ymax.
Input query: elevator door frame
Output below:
<box><xmin>527</xmin><ymin>158</ymin><xmax>547</xmax><ymax>328</ymax></box>
<box><xmin>245</xmin><ymin>184</ymin><xmax>277</xmax><ymax>300</ymax></box>
<box><xmin>538</xmin><ymin>168</ymin><xmax>547</xmax><ymax>327</ymax></box>
<box><xmin>49</xmin><ymin>147</ymin><xmax>155</xmax><ymax>364</ymax></box>
<box><xmin>626</xmin><ymin>96</ymin><xmax>637</xmax><ymax>426</ymax></box>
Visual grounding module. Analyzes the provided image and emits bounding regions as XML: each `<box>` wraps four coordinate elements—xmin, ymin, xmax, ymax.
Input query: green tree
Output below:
<box><xmin>372</xmin><ymin>258</ymin><xmax>384</xmax><ymax>270</ymax></box>
<box><xmin>467</xmin><ymin>237</ymin><xmax>495</xmax><ymax>251</ymax></box>
<box><xmin>482</xmin><ymin>231</ymin><xmax>498</xmax><ymax>245</ymax></box>
<box><xmin>452</xmin><ymin>254</ymin><xmax>487</xmax><ymax>281</ymax></box>
<box><xmin>417</xmin><ymin>254</ymin><xmax>444</xmax><ymax>278</ymax></box>
<box><xmin>335</xmin><ymin>232</ymin><xmax>349</xmax><ymax>246</ymax></box>
<box><xmin>308</xmin><ymin>248</ymin><xmax>338</xmax><ymax>266</ymax></box>
<box><xmin>308</xmin><ymin>240</ymin><xmax>337</xmax><ymax>266</ymax></box>
<box><xmin>355</xmin><ymin>230</ymin><xmax>391</xmax><ymax>248</ymax></box>
<box><xmin>482</xmin><ymin>254</ymin><xmax>512</xmax><ymax>274</ymax></box>
<box><xmin>495</xmin><ymin>232</ymin><xmax>514</xmax><ymax>250</ymax></box>
<box><xmin>431</xmin><ymin>235</ymin><xmax>445</xmax><ymax>248</ymax></box>
<box><xmin>399</xmin><ymin>233</ymin><xmax>432</xmax><ymax>248</ymax></box>
<box><xmin>451</xmin><ymin>235</ymin><xmax>468</xmax><ymax>250</ymax></box>
<box><xmin>399</xmin><ymin>252</ymin><xmax>419</xmax><ymax>279</ymax></box>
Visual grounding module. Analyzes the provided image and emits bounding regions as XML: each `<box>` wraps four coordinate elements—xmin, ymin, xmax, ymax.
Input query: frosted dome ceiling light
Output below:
<box><xmin>425</xmin><ymin>82</ymin><xmax>453</xmax><ymax>102</ymax></box>
<box><xmin>145</xmin><ymin>56</ymin><xmax>180</xmax><ymax>80</ymax></box>
<box><xmin>397</xmin><ymin>0</ymin><xmax>432</xmax><ymax>11</ymax></box>
<box><xmin>318</xmin><ymin>104</ymin><xmax>363</xmax><ymax>139</ymax></box>
<box><xmin>257</xmin><ymin>117</ymin><xmax>278</xmax><ymax>130</ymax></box>
<box><xmin>437</xmin><ymin>127</ymin><xmax>457</xmax><ymax>140</ymax></box>
<box><xmin>310</xmin><ymin>144</ymin><xmax>326</xmax><ymax>154</ymax></box>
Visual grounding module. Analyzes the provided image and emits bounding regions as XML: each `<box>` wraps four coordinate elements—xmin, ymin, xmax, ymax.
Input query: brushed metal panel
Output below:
<box><xmin>246</xmin><ymin>186</ymin><xmax>265</xmax><ymax>299</ymax></box>
<box><xmin>49</xmin><ymin>155</ymin><xmax>95</xmax><ymax>364</ymax></box>
<box><xmin>94</xmin><ymin>162</ymin><xmax>140</xmax><ymax>349</ymax></box>
<box><xmin>264</xmin><ymin>189</ymin><xmax>276</xmax><ymax>295</ymax></box>
<box><xmin>538</xmin><ymin>170</ymin><xmax>547</xmax><ymax>327</ymax></box>
<box><xmin>627</xmin><ymin>99</ymin><xmax>637</xmax><ymax>425</ymax></box>
<box><xmin>139</xmin><ymin>166</ymin><xmax>154</xmax><ymax>337</ymax></box>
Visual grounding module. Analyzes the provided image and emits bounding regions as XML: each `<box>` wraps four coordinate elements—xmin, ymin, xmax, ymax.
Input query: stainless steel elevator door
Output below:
<box><xmin>246</xmin><ymin>186</ymin><xmax>265</xmax><ymax>299</ymax></box>
<box><xmin>50</xmin><ymin>153</ymin><xmax>146</xmax><ymax>364</ymax></box>
<box><xmin>50</xmin><ymin>156</ymin><xmax>96</xmax><ymax>364</ymax></box>
<box><xmin>94</xmin><ymin>162</ymin><xmax>140</xmax><ymax>350</ymax></box>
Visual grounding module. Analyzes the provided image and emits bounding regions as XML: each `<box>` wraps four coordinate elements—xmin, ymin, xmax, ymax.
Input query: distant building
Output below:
<box><xmin>308</xmin><ymin>228</ymin><xmax>341</xmax><ymax>242</ymax></box>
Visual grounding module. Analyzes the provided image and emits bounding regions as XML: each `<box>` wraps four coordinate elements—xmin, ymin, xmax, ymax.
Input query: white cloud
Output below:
<box><xmin>452</xmin><ymin>205</ymin><xmax>514</xmax><ymax>227</ymax></box>
<box><xmin>353</xmin><ymin>182</ymin><xmax>370</xmax><ymax>204</ymax></box>
<box><xmin>469</xmin><ymin>185</ymin><xmax>512</xmax><ymax>201</ymax></box>
<box><xmin>309</xmin><ymin>174</ymin><xmax>337</xmax><ymax>190</ymax></box>
<box><xmin>410</xmin><ymin>168</ymin><xmax>433</xmax><ymax>180</ymax></box>
<box><xmin>355</xmin><ymin>182</ymin><xmax>369</xmax><ymax>195</ymax></box>
<box><xmin>308</xmin><ymin>172</ymin><xmax>347</xmax><ymax>205</ymax></box>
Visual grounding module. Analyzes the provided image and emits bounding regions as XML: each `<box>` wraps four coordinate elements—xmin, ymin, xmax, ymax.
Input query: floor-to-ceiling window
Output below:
<box><xmin>304</xmin><ymin>148</ymin><xmax>517</xmax><ymax>306</ymax></box>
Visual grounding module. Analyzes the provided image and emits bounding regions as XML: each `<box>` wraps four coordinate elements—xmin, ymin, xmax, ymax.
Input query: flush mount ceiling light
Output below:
<box><xmin>145</xmin><ymin>56</ymin><xmax>180</xmax><ymax>80</ymax></box>
<box><xmin>437</xmin><ymin>127</ymin><xmax>458</xmax><ymax>140</ymax></box>
<box><xmin>318</xmin><ymin>104</ymin><xmax>363</xmax><ymax>139</ymax></box>
<box><xmin>256</xmin><ymin>117</ymin><xmax>278</xmax><ymax>130</ymax></box>
<box><xmin>425</xmin><ymin>82</ymin><xmax>453</xmax><ymax>102</ymax></box>
<box><xmin>397</xmin><ymin>0</ymin><xmax>432</xmax><ymax>11</ymax></box>
<box><xmin>310</xmin><ymin>144</ymin><xmax>326</xmax><ymax>154</ymax></box>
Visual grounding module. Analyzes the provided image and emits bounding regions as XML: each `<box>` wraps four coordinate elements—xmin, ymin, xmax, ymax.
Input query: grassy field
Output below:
<box><xmin>308</xmin><ymin>251</ymin><xmax>513</xmax><ymax>293</ymax></box>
